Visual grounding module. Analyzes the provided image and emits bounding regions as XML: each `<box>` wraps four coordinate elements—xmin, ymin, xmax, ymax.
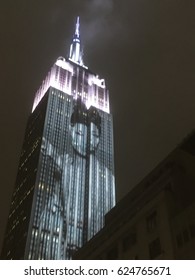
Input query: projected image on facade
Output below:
<box><xmin>28</xmin><ymin>96</ymin><xmax>114</xmax><ymax>259</ymax></box>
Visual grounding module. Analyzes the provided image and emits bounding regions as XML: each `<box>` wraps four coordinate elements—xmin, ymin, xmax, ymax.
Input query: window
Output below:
<box><xmin>176</xmin><ymin>227</ymin><xmax>190</xmax><ymax>249</ymax></box>
<box><xmin>182</xmin><ymin>229</ymin><xmax>190</xmax><ymax>243</ymax></box>
<box><xmin>149</xmin><ymin>238</ymin><xmax>162</xmax><ymax>259</ymax></box>
<box><xmin>122</xmin><ymin>231</ymin><xmax>137</xmax><ymax>252</ymax></box>
<box><xmin>146</xmin><ymin>211</ymin><xmax>157</xmax><ymax>233</ymax></box>
<box><xmin>107</xmin><ymin>246</ymin><xmax>118</xmax><ymax>260</ymax></box>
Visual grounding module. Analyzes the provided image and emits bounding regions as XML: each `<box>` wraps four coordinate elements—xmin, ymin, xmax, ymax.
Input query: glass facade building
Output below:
<box><xmin>1</xmin><ymin>17</ymin><xmax>115</xmax><ymax>260</ymax></box>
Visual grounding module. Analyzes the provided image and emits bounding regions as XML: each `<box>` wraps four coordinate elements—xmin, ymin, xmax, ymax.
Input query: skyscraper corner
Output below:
<box><xmin>1</xmin><ymin>17</ymin><xmax>115</xmax><ymax>260</ymax></box>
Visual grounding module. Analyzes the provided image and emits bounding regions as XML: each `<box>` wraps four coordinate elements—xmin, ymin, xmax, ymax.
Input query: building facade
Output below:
<box><xmin>74</xmin><ymin>133</ymin><xmax>195</xmax><ymax>260</ymax></box>
<box><xmin>1</xmin><ymin>17</ymin><xmax>115</xmax><ymax>260</ymax></box>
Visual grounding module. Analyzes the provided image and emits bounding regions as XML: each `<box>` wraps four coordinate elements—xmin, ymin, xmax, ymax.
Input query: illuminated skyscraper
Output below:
<box><xmin>1</xmin><ymin>17</ymin><xmax>115</xmax><ymax>260</ymax></box>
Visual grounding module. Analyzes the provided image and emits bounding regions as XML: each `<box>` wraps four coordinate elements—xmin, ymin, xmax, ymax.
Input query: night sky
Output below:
<box><xmin>0</xmin><ymin>0</ymin><xmax>195</xmax><ymax>252</ymax></box>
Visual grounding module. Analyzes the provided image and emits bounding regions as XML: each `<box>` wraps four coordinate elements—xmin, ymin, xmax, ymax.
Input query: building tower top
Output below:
<box><xmin>69</xmin><ymin>16</ymin><xmax>84</xmax><ymax>66</ymax></box>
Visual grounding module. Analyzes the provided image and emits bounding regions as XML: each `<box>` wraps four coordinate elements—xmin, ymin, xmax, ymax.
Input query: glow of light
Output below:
<box><xmin>75</xmin><ymin>43</ymin><xmax>80</xmax><ymax>63</ymax></box>
<box><xmin>55</xmin><ymin>57</ymin><xmax>73</xmax><ymax>73</ymax></box>
<box><xmin>88</xmin><ymin>75</ymin><xmax>105</xmax><ymax>88</ymax></box>
<box><xmin>32</xmin><ymin>57</ymin><xmax>109</xmax><ymax>113</ymax></box>
<box><xmin>75</xmin><ymin>16</ymin><xmax>80</xmax><ymax>37</ymax></box>
<box><xmin>68</xmin><ymin>57</ymin><xmax>88</xmax><ymax>69</ymax></box>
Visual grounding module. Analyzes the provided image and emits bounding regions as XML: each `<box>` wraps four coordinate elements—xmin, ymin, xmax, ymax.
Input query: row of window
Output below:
<box><xmin>105</xmin><ymin>209</ymin><xmax>160</xmax><ymax>260</ymax></box>
<box><xmin>107</xmin><ymin>236</ymin><xmax>162</xmax><ymax>260</ymax></box>
<box><xmin>176</xmin><ymin>222</ymin><xmax>195</xmax><ymax>248</ymax></box>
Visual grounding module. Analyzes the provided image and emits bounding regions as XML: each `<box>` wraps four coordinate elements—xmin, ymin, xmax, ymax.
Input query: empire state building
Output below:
<box><xmin>1</xmin><ymin>17</ymin><xmax>115</xmax><ymax>260</ymax></box>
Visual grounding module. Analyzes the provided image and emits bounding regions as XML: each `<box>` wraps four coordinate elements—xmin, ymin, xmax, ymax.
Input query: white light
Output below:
<box><xmin>55</xmin><ymin>58</ymin><xmax>73</xmax><ymax>73</ymax></box>
<box><xmin>32</xmin><ymin>58</ymin><xmax>109</xmax><ymax>113</ymax></box>
<box><xmin>88</xmin><ymin>75</ymin><xmax>105</xmax><ymax>88</ymax></box>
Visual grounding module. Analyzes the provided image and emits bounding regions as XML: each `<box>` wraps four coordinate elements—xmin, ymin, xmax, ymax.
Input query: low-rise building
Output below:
<box><xmin>74</xmin><ymin>132</ymin><xmax>195</xmax><ymax>259</ymax></box>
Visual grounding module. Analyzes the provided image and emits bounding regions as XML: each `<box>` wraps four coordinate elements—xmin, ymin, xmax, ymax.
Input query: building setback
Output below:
<box><xmin>1</xmin><ymin>17</ymin><xmax>115</xmax><ymax>260</ymax></box>
<box><xmin>74</xmin><ymin>132</ymin><xmax>195</xmax><ymax>260</ymax></box>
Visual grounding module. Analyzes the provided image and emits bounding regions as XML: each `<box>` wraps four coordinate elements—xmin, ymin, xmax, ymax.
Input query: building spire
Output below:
<box><xmin>75</xmin><ymin>16</ymin><xmax>80</xmax><ymax>37</ymax></box>
<box><xmin>69</xmin><ymin>16</ymin><xmax>84</xmax><ymax>66</ymax></box>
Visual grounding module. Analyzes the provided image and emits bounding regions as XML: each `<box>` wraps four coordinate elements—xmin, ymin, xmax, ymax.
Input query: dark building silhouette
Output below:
<box><xmin>74</xmin><ymin>131</ymin><xmax>195</xmax><ymax>260</ymax></box>
<box><xmin>1</xmin><ymin>17</ymin><xmax>115</xmax><ymax>260</ymax></box>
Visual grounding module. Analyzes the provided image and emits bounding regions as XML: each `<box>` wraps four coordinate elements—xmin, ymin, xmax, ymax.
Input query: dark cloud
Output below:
<box><xmin>81</xmin><ymin>0</ymin><xmax>114</xmax><ymax>44</ymax></box>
